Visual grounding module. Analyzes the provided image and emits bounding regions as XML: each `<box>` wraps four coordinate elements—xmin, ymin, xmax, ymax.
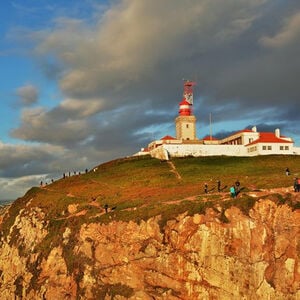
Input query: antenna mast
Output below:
<box><xmin>209</xmin><ymin>113</ymin><xmax>212</xmax><ymax>140</ymax></box>
<box><xmin>182</xmin><ymin>79</ymin><xmax>196</xmax><ymax>105</ymax></box>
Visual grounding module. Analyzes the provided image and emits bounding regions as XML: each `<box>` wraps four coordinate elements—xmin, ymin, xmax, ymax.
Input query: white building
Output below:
<box><xmin>136</xmin><ymin>82</ymin><xmax>300</xmax><ymax>160</ymax></box>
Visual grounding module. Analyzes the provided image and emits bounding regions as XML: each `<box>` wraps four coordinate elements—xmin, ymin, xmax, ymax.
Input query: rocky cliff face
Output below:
<box><xmin>0</xmin><ymin>198</ymin><xmax>299</xmax><ymax>299</ymax></box>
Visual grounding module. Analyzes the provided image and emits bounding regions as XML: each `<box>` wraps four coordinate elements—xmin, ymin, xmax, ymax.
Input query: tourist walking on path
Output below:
<box><xmin>294</xmin><ymin>178</ymin><xmax>298</xmax><ymax>192</ymax></box>
<box><xmin>217</xmin><ymin>180</ymin><xmax>221</xmax><ymax>192</ymax></box>
<box><xmin>230</xmin><ymin>186</ymin><xmax>236</xmax><ymax>198</ymax></box>
<box><xmin>204</xmin><ymin>183</ymin><xmax>208</xmax><ymax>194</ymax></box>
<box><xmin>296</xmin><ymin>178</ymin><xmax>300</xmax><ymax>192</ymax></box>
<box><xmin>104</xmin><ymin>204</ymin><xmax>109</xmax><ymax>213</ymax></box>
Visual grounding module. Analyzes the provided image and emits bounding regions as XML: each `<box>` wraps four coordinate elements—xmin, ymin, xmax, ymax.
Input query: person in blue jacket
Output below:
<box><xmin>230</xmin><ymin>186</ymin><xmax>236</xmax><ymax>198</ymax></box>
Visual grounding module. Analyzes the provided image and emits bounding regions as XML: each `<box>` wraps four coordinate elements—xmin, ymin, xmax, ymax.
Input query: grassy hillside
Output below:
<box><xmin>9</xmin><ymin>156</ymin><xmax>300</xmax><ymax>205</ymax></box>
<box><xmin>5</xmin><ymin>155</ymin><xmax>300</xmax><ymax>217</ymax></box>
<box><xmin>1</xmin><ymin>154</ymin><xmax>300</xmax><ymax>270</ymax></box>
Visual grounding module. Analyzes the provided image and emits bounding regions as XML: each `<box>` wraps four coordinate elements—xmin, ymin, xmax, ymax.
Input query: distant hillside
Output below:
<box><xmin>0</xmin><ymin>155</ymin><xmax>299</xmax><ymax>299</ymax></box>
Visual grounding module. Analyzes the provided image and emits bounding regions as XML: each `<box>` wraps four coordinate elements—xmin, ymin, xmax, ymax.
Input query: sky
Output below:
<box><xmin>0</xmin><ymin>0</ymin><xmax>300</xmax><ymax>200</ymax></box>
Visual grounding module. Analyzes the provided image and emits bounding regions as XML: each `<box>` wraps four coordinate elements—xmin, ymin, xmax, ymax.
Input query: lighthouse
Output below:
<box><xmin>175</xmin><ymin>80</ymin><xmax>197</xmax><ymax>140</ymax></box>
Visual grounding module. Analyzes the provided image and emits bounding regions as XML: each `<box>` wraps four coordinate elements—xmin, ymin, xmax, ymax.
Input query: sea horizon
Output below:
<box><xmin>0</xmin><ymin>199</ymin><xmax>14</xmax><ymax>206</ymax></box>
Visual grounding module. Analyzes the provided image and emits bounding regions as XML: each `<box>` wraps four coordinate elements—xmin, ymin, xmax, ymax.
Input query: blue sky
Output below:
<box><xmin>1</xmin><ymin>0</ymin><xmax>300</xmax><ymax>200</ymax></box>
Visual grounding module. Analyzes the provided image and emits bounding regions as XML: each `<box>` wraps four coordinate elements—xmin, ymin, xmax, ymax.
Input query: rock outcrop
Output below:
<box><xmin>0</xmin><ymin>198</ymin><xmax>299</xmax><ymax>299</ymax></box>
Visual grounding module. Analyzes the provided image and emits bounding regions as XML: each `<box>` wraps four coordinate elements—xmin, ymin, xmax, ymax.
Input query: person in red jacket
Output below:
<box><xmin>296</xmin><ymin>178</ymin><xmax>300</xmax><ymax>192</ymax></box>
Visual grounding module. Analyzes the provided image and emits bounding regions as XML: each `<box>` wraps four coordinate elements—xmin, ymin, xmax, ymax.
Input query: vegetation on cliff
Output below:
<box><xmin>0</xmin><ymin>155</ymin><xmax>299</xmax><ymax>299</ymax></box>
<box><xmin>2</xmin><ymin>154</ymin><xmax>300</xmax><ymax>238</ymax></box>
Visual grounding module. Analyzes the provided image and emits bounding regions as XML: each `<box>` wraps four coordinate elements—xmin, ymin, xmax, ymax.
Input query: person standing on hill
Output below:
<box><xmin>204</xmin><ymin>183</ymin><xmax>208</xmax><ymax>194</ymax></box>
<box><xmin>217</xmin><ymin>180</ymin><xmax>221</xmax><ymax>192</ymax></box>
<box><xmin>286</xmin><ymin>168</ymin><xmax>290</xmax><ymax>176</ymax></box>
<box><xmin>230</xmin><ymin>186</ymin><xmax>236</xmax><ymax>198</ymax></box>
<box><xmin>294</xmin><ymin>178</ymin><xmax>298</xmax><ymax>192</ymax></box>
<box><xmin>297</xmin><ymin>178</ymin><xmax>300</xmax><ymax>192</ymax></box>
<box><xmin>104</xmin><ymin>204</ymin><xmax>109</xmax><ymax>213</ymax></box>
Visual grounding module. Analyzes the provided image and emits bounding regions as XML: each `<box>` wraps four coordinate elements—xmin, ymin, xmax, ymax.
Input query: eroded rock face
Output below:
<box><xmin>0</xmin><ymin>199</ymin><xmax>299</xmax><ymax>299</ymax></box>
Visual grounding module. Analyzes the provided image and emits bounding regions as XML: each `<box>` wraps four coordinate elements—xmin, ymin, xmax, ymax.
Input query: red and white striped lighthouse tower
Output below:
<box><xmin>175</xmin><ymin>80</ymin><xmax>197</xmax><ymax>140</ymax></box>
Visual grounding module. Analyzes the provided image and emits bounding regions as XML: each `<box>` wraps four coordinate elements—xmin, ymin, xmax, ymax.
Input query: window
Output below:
<box><xmin>285</xmin><ymin>146</ymin><xmax>289</xmax><ymax>150</ymax></box>
<box><xmin>186</xmin><ymin>124</ymin><xmax>189</xmax><ymax>128</ymax></box>
<box><xmin>280</xmin><ymin>146</ymin><xmax>284</xmax><ymax>150</ymax></box>
<box><xmin>248</xmin><ymin>146</ymin><xmax>257</xmax><ymax>153</ymax></box>
<box><xmin>268</xmin><ymin>146</ymin><xmax>272</xmax><ymax>150</ymax></box>
<box><xmin>262</xmin><ymin>146</ymin><xmax>266</xmax><ymax>150</ymax></box>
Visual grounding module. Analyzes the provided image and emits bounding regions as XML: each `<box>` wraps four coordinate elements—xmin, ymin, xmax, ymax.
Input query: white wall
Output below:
<box><xmin>149</xmin><ymin>143</ymin><xmax>300</xmax><ymax>160</ymax></box>
<box><xmin>292</xmin><ymin>146</ymin><xmax>300</xmax><ymax>155</ymax></box>
<box><xmin>150</xmin><ymin>144</ymin><xmax>248</xmax><ymax>159</ymax></box>
<box><xmin>255</xmin><ymin>143</ymin><xmax>295</xmax><ymax>155</ymax></box>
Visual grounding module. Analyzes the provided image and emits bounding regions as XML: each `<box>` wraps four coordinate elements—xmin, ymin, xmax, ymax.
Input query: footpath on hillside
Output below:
<box><xmin>167</xmin><ymin>161</ymin><xmax>182</xmax><ymax>180</ymax></box>
<box><xmin>50</xmin><ymin>185</ymin><xmax>300</xmax><ymax>221</ymax></box>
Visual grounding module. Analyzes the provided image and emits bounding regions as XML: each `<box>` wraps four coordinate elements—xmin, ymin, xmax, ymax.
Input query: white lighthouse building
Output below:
<box><xmin>135</xmin><ymin>81</ymin><xmax>300</xmax><ymax>160</ymax></box>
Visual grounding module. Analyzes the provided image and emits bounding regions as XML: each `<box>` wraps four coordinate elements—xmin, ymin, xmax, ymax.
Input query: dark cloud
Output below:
<box><xmin>29</xmin><ymin>0</ymin><xmax>300</xmax><ymax>119</ymax></box>
<box><xmin>16</xmin><ymin>84</ymin><xmax>39</xmax><ymax>105</ymax></box>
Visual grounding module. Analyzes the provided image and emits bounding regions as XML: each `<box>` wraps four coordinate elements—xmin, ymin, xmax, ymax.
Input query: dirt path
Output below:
<box><xmin>53</xmin><ymin>186</ymin><xmax>299</xmax><ymax>220</ymax></box>
<box><xmin>162</xmin><ymin>186</ymin><xmax>298</xmax><ymax>205</ymax></box>
<box><xmin>167</xmin><ymin>161</ymin><xmax>182</xmax><ymax>180</ymax></box>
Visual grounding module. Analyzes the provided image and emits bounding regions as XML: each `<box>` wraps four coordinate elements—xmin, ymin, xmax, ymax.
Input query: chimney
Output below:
<box><xmin>252</xmin><ymin>126</ymin><xmax>257</xmax><ymax>132</ymax></box>
<box><xmin>275</xmin><ymin>128</ymin><xmax>280</xmax><ymax>138</ymax></box>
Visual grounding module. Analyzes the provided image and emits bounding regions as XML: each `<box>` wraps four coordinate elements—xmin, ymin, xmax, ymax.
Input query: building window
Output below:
<box><xmin>268</xmin><ymin>146</ymin><xmax>272</xmax><ymax>150</ymax></box>
<box><xmin>285</xmin><ymin>146</ymin><xmax>289</xmax><ymax>150</ymax></box>
<box><xmin>280</xmin><ymin>146</ymin><xmax>284</xmax><ymax>150</ymax></box>
<box><xmin>248</xmin><ymin>138</ymin><xmax>253</xmax><ymax>144</ymax></box>
<box><xmin>262</xmin><ymin>146</ymin><xmax>266</xmax><ymax>150</ymax></box>
<box><xmin>248</xmin><ymin>146</ymin><xmax>257</xmax><ymax>153</ymax></box>
<box><xmin>186</xmin><ymin>124</ymin><xmax>189</xmax><ymax>128</ymax></box>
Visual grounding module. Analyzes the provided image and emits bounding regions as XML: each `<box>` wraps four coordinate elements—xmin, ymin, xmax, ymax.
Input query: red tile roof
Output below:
<box><xmin>203</xmin><ymin>135</ymin><xmax>219</xmax><ymax>141</ymax></box>
<box><xmin>234</xmin><ymin>129</ymin><xmax>253</xmax><ymax>134</ymax></box>
<box><xmin>161</xmin><ymin>135</ymin><xmax>176</xmax><ymax>140</ymax></box>
<box><xmin>246</xmin><ymin>132</ymin><xmax>293</xmax><ymax>146</ymax></box>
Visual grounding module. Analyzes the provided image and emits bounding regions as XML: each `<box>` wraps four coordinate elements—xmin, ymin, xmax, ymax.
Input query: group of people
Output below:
<box><xmin>62</xmin><ymin>169</ymin><xmax>89</xmax><ymax>179</ymax></box>
<box><xmin>204</xmin><ymin>179</ymin><xmax>241</xmax><ymax>198</ymax></box>
<box><xmin>40</xmin><ymin>168</ymin><xmax>90</xmax><ymax>187</ymax></box>
<box><xmin>204</xmin><ymin>180</ymin><xmax>223</xmax><ymax>194</ymax></box>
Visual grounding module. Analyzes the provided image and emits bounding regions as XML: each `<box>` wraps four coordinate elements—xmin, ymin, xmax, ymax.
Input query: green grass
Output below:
<box><xmin>173</xmin><ymin>155</ymin><xmax>300</xmax><ymax>189</ymax></box>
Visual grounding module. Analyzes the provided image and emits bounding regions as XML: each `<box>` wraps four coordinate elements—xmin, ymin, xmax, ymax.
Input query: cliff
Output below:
<box><xmin>0</xmin><ymin>156</ymin><xmax>300</xmax><ymax>299</ymax></box>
